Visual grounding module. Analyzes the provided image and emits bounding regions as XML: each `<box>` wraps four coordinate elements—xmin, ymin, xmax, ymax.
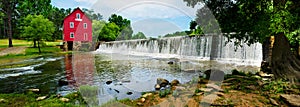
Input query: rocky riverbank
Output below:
<box><xmin>104</xmin><ymin>70</ymin><xmax>300</xmax><ymax>107</ymax></box>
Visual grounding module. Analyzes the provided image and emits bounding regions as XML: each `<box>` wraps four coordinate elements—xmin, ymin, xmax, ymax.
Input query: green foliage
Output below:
<box><xmin>107</xmin><ymin>14</ymin><xmax>133</xmax><ymax>40</ymax></box>
<box><xmin>262</xmin><ymin>79</ymin><xmax>290</xmax><ymax>94</ymax></box>
<box><xmin>79</xmin><ymin>85</ymin><xmax>98</xmax><ymax>105</ymax></box>
<box><xmin>82</xmin><ymin>8</ymin><xmax>103</xmax><ymax>20</ymax></box>
<box><xmin>20</xmin><ymin>14</ymin><xmax>55</xmax><ymax>53</ymax></box>
<box><xmin>159</xmin><ymin>89</ymin><xmax>171</xmax><ymax>98</ymax></box>
<box><xmin>98</xmin><ymin>23</ymin><xmax>120</xmax><ymax>41</ymax></box>
<box><xmin>132</xmin><ymin>32</ymin><xmax>147</xmax><ymax>39</ymax></box>
<box><xmin>92</xmin><ymin>20</ymin><xmax>106</xmax><ymax>40</ymax></box>
<box><xmin>190</xmin><ymin>20</ymin><xmax>197</xmax><ymax>30</ymax></box>
<box><xmin>164</xmin><ymin>31</ymin><xmax>189</xmax><ymax>37</ymax></box>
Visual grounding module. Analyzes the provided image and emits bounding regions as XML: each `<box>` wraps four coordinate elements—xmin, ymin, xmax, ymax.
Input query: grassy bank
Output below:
<box><xmin>0</xmin><ymin>39</ymin><xmax>61</xmax><ymax>48</ymax></box>
<box><xmin>0</xmin><ymin>92</ymin><xmax>87</xmax><ymax>107</ymax></box>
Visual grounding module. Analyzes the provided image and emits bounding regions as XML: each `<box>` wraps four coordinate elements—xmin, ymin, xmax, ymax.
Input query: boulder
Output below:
<box><xmin>142</xmin><ymin>93</ymin><xmax>153</xmax><ymax>98</ymax></box>
<box><xmin>60</xmin><ymin>98</ymin><xmax>70</xmax><ymax>102</ymax></box>
<box><xmin>126</xmin><ymin>92</ymin><xmax>133</xmax><ymax>95</ymax></box>
<box><xmin>280</xmin><ymin>94</ymin><xmax>300</xmax><ymax>107</ymax></box>
<box><xmin>167</xmin><ymin>61</ymin><xmax>174</xmax><ymax>64</ymax></box>
<box><xmin>140</xmin><ymin>98</ymin><xmax>146</xmax><ymax>103</ymax></box>
<box><xmin>157</xmin><ymin>78</ymin><xmax>169</xmax><ymax>87</ymax></box>
<box><xmin>171</xmin><ymin>79</ymin><xmax>180</xmax><ymax>86</ymax></box>
<box><xmin>199</xmin><ymin>88</ymin><xmax>213</xmax><ymax>92</ymax></box>
<box><xmin>207</xmin><ymin>84</ymin><xmax>224</xmax><ymax>92</ymax></box>
<box><xmin>155</xmin><ymin>84</ymin><xmax>161</xmax><ymax>90</ymax></box>
<box><xmin>204</xmin><ymin>69</ymin><xmax>225</xmax><ymax>81</ymax></box>
<box><xmin>106</xmin><ymin>81</ymin><xmax>113</xmax><ymax>85</ymax></box>
<box><xmin>36</xmin><ymin>96</ymin><xmax>47</xmax><ymax>101</ymax></box>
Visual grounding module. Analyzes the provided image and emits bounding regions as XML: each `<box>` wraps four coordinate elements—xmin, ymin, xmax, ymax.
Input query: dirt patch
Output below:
<box><xmin>0</xmin><ymin>46</ymin><xmax>27</xmax><ymax>56</ymax></box>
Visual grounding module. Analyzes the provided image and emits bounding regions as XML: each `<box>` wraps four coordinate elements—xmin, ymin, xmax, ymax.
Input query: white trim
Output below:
<box><xmin>70</xmin><ymin>32</ymin><xmax>74</xmax><ymax>38</ymax></box>
<box><xmin>84</xmin><ymin>23</ymin><xmax>87</xmax><ymax>29</ymax></box>
<box><xmin>84</xmin><ymin>33</ymin><xmax>88</xmax><ymax>40</ymax></box>
<box><xmin>70</xmin><ymin>22</ymin><xmax>74</xmax><ymax>28</ymax></box>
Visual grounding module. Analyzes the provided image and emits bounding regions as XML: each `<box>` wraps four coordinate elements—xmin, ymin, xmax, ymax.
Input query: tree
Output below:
<box><xmin>189</xmin><ymin>20</ymin><xmax>197</xmax><ymax>30</ymax></box>
<box><xmin>0</xmin><ymin>0</ymin><xmax>19</xmax><ymax>47</ymax></box>
<box><xmin>92</xmin><ymin>20</ymin><xmax>106</xmax><ymax>41</ymax></box>
<box><xmin>108</xmin><ymin>14</ymin><xmax>133</xmax><ymax>40</ymax></box>
<box><xmin>98</xmin><ymin>22</ymin><xmax>120</xmax><ymax>41</ymax></box>
<box><xmin>82</xmin><ymin>8</ymin><xmax>103</xmax><ymax>20</ymax></box>
<box><xmin>21</xmin><ymin>15</ymin><xmax>55</xmax><ymax>53</ymax></box>
<box><xmin>132</xmin><ymin>32</ymin><xmax>147</xmax><ymax>39</ymax></box>
<box><xmin>183</xmin><ymin>0</ymin><xmax>300</xmax><ymax>80</ymax></box>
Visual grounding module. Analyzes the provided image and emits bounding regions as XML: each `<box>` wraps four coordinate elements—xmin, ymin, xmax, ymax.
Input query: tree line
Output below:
<box><xmin>183</xmin><ymin>0</ymin><xmax>300</xmax><ymax>81</ymax></box>
<box><xmin>0</xmin><ymin>0</ymin><xmax>146</xmax><ymax>49</ymax></box>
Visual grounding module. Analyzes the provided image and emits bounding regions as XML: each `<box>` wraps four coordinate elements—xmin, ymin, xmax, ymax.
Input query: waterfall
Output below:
<box><xmin>96</xmin><ymin>35</ymin><xmax>262</xmax><ymax>66</ymax></box>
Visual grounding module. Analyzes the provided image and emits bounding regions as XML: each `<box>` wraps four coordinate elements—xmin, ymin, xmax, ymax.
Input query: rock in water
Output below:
<box><xmin>171</xmin><ymin>79</ymin><xmax>180</xmax><ymax>86</ymax></box>
<box><xmin>167</xmin><ymin>61</ymin><xmax>174</xmax><ymax>64</ymax></box>
<box><xmin>106</xmin><ymin>81</ymin><xmax>113</xmax><ymax>85</ymax></box>
<box><xmin>126</xmin><ymin>92</ymin><xmax>133</xmax><ymax>95</ymax></box>
<box><xmin>157</xmin><ymin>78</ymin><xmax>169</xmax><ymax>87</ymax></box>
<box><xmin>280</xmin><ymin>94</ymin><xmax>300</xmax><ymax>107</ymax></box>
<box><xmin>155</xmin><ymin>84</ymin><xmax>161</xmax><ymax>90</ymax></box>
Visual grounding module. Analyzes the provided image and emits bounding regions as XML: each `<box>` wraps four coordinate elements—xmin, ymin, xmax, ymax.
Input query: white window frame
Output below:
<box><xmin>84</xmin><ymin>33</ymin><xmax>88</xmax><ymax>40</ymax></box>
<box><xmin>70</xmin><ymin>22</ymin><xmax>74</xmax><ymax>28</ymax></box>
<box><xmin>70</xmin><ymin>32</ymin><xmax>74</xmax><ymax>38</ymax></box>
<box><xmin>84</xmin><ymin>23</ymin><xmax>87</xmax><ymax>29</ymax></box>
<box><xmin>76</xmin><ymin>13</ymin><xmax>81</xmax><ymax>19</ymax></box>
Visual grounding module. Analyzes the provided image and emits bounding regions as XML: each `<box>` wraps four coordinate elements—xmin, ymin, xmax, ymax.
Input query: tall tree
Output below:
<box><xmin>17</xmin><ymin>0</ymin><xmax>52</xmax><ymax>47</ymax></box>
<box><xmin>82</xmin><ymin>8</ymin><xmax>103</xmax><ymax>20</ymax></box>
<box><xmin>132</xmin><ymin>32</ymin><xmax>147</xmax><ymax>39</ymax></box>
<box><xmin>108</xmin><ymin>14</ymin><xmax>133</xmax><ymax>40</ymax></box>
<box><xmin>0</xmin><ymin>0</ymin><xmax>19</xmax><ymax>47</ymax></box>
<box><xmin>21</xmin><ymin>15</ymin><xmax>55</xmax><ymax>53</ymax></box>
<box><xmin>183</xmin><ymin>0</ymin><xmax>300</xmax><ymax>80</ymax></box>
<box><xmin>92</xmin><ymin>20</ymin><xmax>106</xmax><ymax>40</ymax></box>
<box><xmin>98</xmin><ymin>23</ymin><xmax>120</xmax><ymax>41</ymax></box>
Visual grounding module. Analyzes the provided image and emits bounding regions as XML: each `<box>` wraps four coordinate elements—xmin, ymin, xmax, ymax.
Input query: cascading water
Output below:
<box><xmin>96</xmin><ymin>35</ymin><xmax>262</xmax><ymax>66</ymax></box>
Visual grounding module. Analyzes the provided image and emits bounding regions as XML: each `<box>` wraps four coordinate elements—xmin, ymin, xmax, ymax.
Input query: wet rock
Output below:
<box><xmin>207</xmin><ymin>84</ymin><xmax>224</xmax><ymax>92</ymax></box>
<box><xmin>137</xmin><ymin>102</ymin><xmax>143</xmax><ymax>106</ymax></box>
<box><xmin>60</xmin><ymin>98</ymin><xmax>70</xmax><ymax>102</ymax></box>
<box><xmin>204</xmin><ymin>69</ymin><xmax>225</xmax><ymax>81</ymax></box>
<box><xmin>269</xmin><ymin>98</ymin><xmax>279</xmax><ymax>106</ymax></box>
<box><xmin>155</xmin><ymin>84</ymin><xmax>161</xmax><ymax>90</ymax></box>
<box><xmin>199</xmin><ymin>88</ymin><xmax>213</xmax><ymax>92</ymax></box>
<box><xmin>157</xmin><ymin>78</ymin><xmax>169</xmax><ymax>87</ymax></box>
<box><xmin>280</xmin><ymin>94</ymin><xmax>300</xmax><ymax>107</ymax></box>
<box><xmin>126</xmin><ymin>92</ymin><xmax>133</xmax><ymax>95</ymax></box>
<box><xmin>214</xmin><ymin>92</ymin><xmax>225</xmax><ymax>97</ymax></box>
<box><xmin>58</xmin><ymin>79</ymin><xmax>68</xmax><ymax>86</ymax></box>
<box><xmin>258</xmin><ymin>71</ymin><xmax>273</xmax><ymax>78</ymax></box>
<box><xmin>106</xmin><ymin>81</ymin><xmax>113</xmax><ymax>85</ymax></box>
<box><xmin>142</xmin><ymin>93</ymin><xmax>153</xmax><ymax>98</ymax></box>
<box><xmin>167</xmin><ymin>61</ymin><xmax>174</xmax><ymax>64</ymax></box>
<box><xmin>36</xmin><ymin>96</ymin><xmax>47</xmax><ymax>101</ymax></box>
<box><xmin>140</xmin><ymin>98</ymin><xmax>146</xmax><ymax>103</ymax></box>
<box><xmin>171</xmin><ymin>79</ymin><xmax>180</xmax><ymax>86</ymax></box>
<box><xmin>114</xmin><ymin>89</ymin><xmax>120</xmax><ymax>93</ymax></box>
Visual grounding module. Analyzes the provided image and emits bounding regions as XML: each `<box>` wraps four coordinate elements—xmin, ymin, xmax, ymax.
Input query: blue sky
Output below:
<box><xmin>51</xmin><ymin>0</ymin><xmax>202</xmax><ymax>37</ymax></box>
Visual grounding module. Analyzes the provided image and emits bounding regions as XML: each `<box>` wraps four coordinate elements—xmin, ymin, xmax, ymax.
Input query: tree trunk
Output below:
<box><xmin>271</xmin><ymin>33</ymin><xmax>300</xmax><ymax>81</ymax></box>
<box><xmin>38</xmin><ymin>40</ymin><xmax>41</xmax><ymax>53</ymax></box>
<box><xmin>7</xmin><ymin>12</ymin><xmax>13</xmax><ymax>47</ymax></box>
<box><xmin>33</xmin><ymin>39</ymin><xmax>37</xmax><ymax>48</ymax></box>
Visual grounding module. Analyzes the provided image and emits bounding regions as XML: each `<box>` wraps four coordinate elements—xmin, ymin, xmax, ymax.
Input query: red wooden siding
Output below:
<box><xmin>63</xmin><ymin>8</ymin><xmax>92</xmax><ymax>42</ymax></box>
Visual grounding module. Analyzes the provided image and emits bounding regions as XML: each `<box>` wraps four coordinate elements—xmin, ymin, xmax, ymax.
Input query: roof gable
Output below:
<box><xmin>64</xmin><ymin>7</ymin><xmax>92</xmax><ymax>22</ymax></box>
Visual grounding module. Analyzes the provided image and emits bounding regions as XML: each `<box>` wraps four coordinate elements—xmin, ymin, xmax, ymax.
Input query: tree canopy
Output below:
<box><xmin>20</xmin><ymin>14</ymin><xmax>55</xmax><ymax>53</ymax></box>
<box><xmin>132</xmin><ymin>32</ymin><xmax>147</xmax><ymax>39</ymax></box>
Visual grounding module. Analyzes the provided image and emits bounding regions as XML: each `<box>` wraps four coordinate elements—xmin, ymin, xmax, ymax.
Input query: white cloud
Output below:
<box><xmin>74</xmin><ymin>0</ymin><xmax>97</xmax><ymax>4</ymax></box>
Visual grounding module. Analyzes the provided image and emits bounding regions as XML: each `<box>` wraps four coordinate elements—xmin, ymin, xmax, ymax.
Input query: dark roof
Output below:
<box><xmin>63</xmin><ymin>7</ymin><xmax>92</xmax><ymax>22</ymax></box>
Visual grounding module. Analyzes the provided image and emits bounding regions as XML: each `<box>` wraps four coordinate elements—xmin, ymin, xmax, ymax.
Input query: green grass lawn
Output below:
<box><xmin>0</xmin><ymin>39</ymin><xmax>62</xmax><ymax>48</ymax></box>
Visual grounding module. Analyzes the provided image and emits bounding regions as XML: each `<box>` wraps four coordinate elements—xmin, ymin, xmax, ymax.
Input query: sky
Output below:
<box><xmin>51</xmin><ymin>0</ymin><xmax>203</xmax><ymax>37</ymax></box>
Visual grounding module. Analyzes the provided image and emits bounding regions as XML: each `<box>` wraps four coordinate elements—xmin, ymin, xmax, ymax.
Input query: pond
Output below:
<box><xmin>0</xmin><ymin>52</ymin><xmax>260</xmax><ymax>105</ymax></box>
